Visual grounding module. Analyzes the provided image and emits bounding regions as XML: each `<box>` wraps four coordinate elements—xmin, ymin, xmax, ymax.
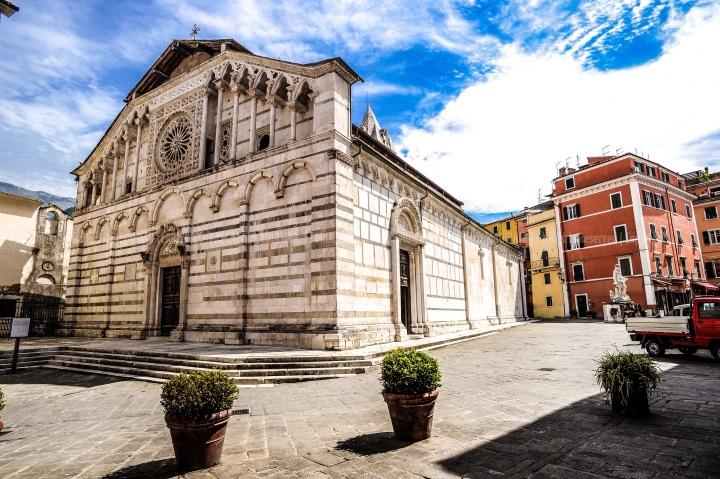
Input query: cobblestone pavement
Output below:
<box><xmin>1</xmin><ymin>321</ymin><xmax>719</xmax><ymax>479</ymax></box>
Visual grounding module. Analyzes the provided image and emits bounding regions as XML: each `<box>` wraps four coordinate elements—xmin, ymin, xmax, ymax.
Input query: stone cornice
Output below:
<box><xmin>552</xmin><ymin>173</ymin><xmax>696</xmax><ymax>203</ymax></box>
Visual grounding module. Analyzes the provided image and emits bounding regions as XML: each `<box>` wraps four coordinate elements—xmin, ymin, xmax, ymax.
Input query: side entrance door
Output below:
<box><xmin>400</xmin><ymin>250</ymin><xmax>412</xmax><ymax>333</ymax></box>
<box><xmin>160</xmin><ymin>266</ymin><xmax>181</xmax><ymax>336</ymax></box>
<box><xmin>576</xmin><ymin>294</ymin><xmax>588</xmax><ymax>318</ymax></box>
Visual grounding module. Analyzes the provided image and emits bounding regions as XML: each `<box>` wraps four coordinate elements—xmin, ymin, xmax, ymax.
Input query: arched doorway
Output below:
<box><xmin>390</xmin><ymin>198</ymin><xmax>428</xmax><ymax>339</ymax></box>
<box><xmin>141</xmin><ymin>223</ymin><xmax>190</xmax><ymax>339</ymax></box>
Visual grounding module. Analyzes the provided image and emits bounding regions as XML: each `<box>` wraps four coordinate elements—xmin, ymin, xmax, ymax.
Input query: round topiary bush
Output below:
<box><xmin>161</xmin><ymin>370</ymin><xmax>239</xmax><ymax>420</ymax></box>
<box><xmin>380</xmin><ymin>348</ymin><xmax>442</xmax><ymax>395</ymax></box>
<box><xmin>595</xmin><ymin>349</ymin><xmax>661</xmax><ymax>416</ymax></box>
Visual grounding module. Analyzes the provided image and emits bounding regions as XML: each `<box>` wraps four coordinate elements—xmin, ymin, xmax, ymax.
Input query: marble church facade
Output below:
<box><xmin>62</xmin><ymin>39</ymin><xmax>525</xmax><ymax>350</ymax></box>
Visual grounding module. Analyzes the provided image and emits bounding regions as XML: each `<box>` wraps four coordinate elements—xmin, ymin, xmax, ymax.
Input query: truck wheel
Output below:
<box><xmin>711</xmin><ymin>343</ymin><xmax>720</xmax><ymax>361</ymax></box>
<box><xmin>678</xmin><ymin>347</ymin><xmax>697</xmax><ymax>356</ymax></box>
<box><xmin>646</xmin><ymin>339</ymin><xmax>665</xmax><ymax>357</ymax></box>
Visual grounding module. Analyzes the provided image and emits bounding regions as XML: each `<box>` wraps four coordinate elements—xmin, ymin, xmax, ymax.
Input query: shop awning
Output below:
<box><xmin>692</xmin><ymin>281</ymin><xmax>720</xmax><ymax>291</ymax></box>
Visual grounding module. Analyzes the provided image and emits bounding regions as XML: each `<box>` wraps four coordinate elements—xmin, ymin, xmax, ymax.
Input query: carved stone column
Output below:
<box><xmin>267</xmin><ymin>96</ymin><xmax>277</xmax><ymax>148</ymax></box>
<box><xmin>230</xmin><ymin>83</ymin><xmax>240</xmax><ymax>161</ymax></box>
<box><xmin>213</xmin><ymin>79</ymin><xmax>229</xmax><ymax>166</ymax></box>
<box><xmin>110</xmin><ymin>149</ymin><xmax>119</xmax><ymax>202</ymax></box>
<box><xmin>248</xmin><ymin>89</ymin><xmax>258</xmax><ymax>153</ymax></box>
<box><xmin>287</xmin><ymin>100</ymin><xmax>305</xmax><ymax>143</ymax></box>
<box><xmin>198</xmin><ymin>88</ymin><xmax>210</xmax><ymax>169</ymax></box>
<box><xmin>416</xmin><ymin>245</ymin><xmax>429</xmax><ymax>335</ymax></box>
<box><xmin>100</xmin><ymin>167</ymin><xmax>109</xmax><ymax>204</ymax></box>
<box><xmin>132</xmin><ymin>116</ymin><xmax>146</xmax><ymax>193</ymax></box>
<box><xmin>90</xmin><ymin>176</ymin><xmax>98</xmax><ymax>205</ymax></box>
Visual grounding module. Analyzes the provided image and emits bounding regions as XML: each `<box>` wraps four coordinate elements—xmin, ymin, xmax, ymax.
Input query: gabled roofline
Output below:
<box><xmin>353</xmin><ymin>124</ymin><xmax>463</xmax><ymax>208</ymax></box>
<box><xmin>0</xmin><ymin>190</ymin><xmax>44</xmax><ymax>205</ymax></box>
<box><xmin>74</xmin><ymin>39</ymin><xmax>364</xmax><ymax>177</ymax></box>
<box><xmin>124</xmin><ymin>39</ymin><xmax>252</xmax><ymax>103</ymax></box>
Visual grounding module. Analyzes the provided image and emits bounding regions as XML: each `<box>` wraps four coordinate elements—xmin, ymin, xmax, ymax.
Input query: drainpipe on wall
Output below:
<box><xmin>491</xmin><ymin>241</ymin><xmax>500</xmax><ymax>321</ymax></box>
<box><xmin>460</xmin><ymin>220</ymin><xmax>474</xmax><ymax>328</ymax></box>
<box><xmin>518</xmin><ymin>258</ymin><xmax>528</xmax><ymax>320</ymax></box>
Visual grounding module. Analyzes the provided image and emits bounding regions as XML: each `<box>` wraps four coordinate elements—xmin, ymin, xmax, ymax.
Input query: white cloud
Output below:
<box><xmin>397</xmin><ymin>3</ymin><xmax>720</xmax><ymax>214</ymax></box>
<box><xmin>164</xmin><ymin>0</ymin><xmax>500</xmax><ymax>62</ymax></box>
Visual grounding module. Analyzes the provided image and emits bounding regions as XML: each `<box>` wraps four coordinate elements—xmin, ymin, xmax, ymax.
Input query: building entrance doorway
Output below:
<box><xmin>576</xmin><ymin>294</ymin><xmax>588</xmax><ymax>318</ymax></box>
<box><xmin>400</xmin><ymin>250</ymin><xmax>412</xmax><ymax>333</ymax></box>
<box><xmin>160</xmin><ymin>266</ymin><xmax>181</xmax><ymax>336</ymax></box>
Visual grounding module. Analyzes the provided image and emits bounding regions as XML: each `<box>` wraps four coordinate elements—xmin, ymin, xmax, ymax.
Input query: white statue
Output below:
<box><xmin>610</xmin><ymin>264</ymin><xmax>630</xmax><ymax>302</ymax></box>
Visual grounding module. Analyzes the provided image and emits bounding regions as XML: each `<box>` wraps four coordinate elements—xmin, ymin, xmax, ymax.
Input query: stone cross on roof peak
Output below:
<box><xmin>359</xmin><ymin>101</ymin><xmax>394</xmax><ymax>152</ymax></box>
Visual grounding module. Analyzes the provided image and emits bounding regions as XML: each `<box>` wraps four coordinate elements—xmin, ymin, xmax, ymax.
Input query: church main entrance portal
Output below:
<box><xmin>400</xmin><ymin>250</ymin><xmax>412</xmax><ymax>333</ymax></box>
<box><xmin>160</xmin><ymin>266</ymin><xmax>181</xmax><ymax>336</ymax></box>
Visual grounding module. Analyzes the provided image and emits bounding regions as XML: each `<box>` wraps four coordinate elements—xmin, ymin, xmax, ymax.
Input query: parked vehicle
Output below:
<box><xmin>626</xmin><ymin>297</ymin><xmax>720</xmax><ymax>360</ymax></box>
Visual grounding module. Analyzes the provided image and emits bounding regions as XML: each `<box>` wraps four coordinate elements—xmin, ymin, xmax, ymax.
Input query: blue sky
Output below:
<box><xmin>1</xmin><ymin>0</ymin><xmax>719</xmax><ymax>224</ymax></box>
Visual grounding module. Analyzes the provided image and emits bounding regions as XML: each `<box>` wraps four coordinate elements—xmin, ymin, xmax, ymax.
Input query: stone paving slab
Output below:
<box><xmin>1</xmin><ymin>321</ymin><xmax>719</xmax><ymax>478</ymax></box>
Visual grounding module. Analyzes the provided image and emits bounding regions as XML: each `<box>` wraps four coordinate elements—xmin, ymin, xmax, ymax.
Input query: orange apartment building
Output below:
<box><xmin>553</xmin><ymin>153</ymin><xmax>704</xmax><ymax>317</ymax></box>
<box><xmin>686</xmin><ymin>171</ymin><xmax>720</xmax><ymax>290</ymax></box>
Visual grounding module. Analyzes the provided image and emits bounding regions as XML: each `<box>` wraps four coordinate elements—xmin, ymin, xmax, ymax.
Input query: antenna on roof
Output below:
<box><xmin>538</xmin><ymin>189</ymin><xmax>542</xmax><ymax>203</ymax></box>
<box><xmin>190</xmin><ymin>24</ymin><xmax>200</xmax><ymax>40</ymax></box>
<box><xmin>576</xmin><ymin>155</ymin><xmax>580</xmax><ymax>168</ymax></box>
<box><xmin>602</xmin><ymin>145</ymin><xmax>609</xmax><ymax>156</ymax></box>
<box><xmin>565</xmin><ymin>157</ymin><xmax>571</xmax><ymax>169</ymax></box>
<box><xmin>556</xmin><ymin>161</ymin><xmax>561</xmax><ymax>176</ymax></box>
<box><xmin>616</xmin><ymin>148</ymin><xmax>623</xmax><ymax>156</ymax></box>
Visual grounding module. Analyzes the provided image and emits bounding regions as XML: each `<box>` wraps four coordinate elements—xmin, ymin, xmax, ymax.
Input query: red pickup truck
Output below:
<box><xmin>626</xmin><ymin>297</ymin><xmax>720</xmax><ymax>360</ymax></box>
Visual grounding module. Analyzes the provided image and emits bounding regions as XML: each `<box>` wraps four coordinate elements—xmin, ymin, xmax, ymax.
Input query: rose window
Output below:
<box><xmin>158</xmin><ymin>116</ymin><xmax>192</xmax><ymax>171</ymax></box>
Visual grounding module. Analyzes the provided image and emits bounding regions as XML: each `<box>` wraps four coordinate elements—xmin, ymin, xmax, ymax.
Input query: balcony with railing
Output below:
<box><xmin>529</xmin><ymin>257</ymin><xmax>560</xmax><ymax>270</ymax></box>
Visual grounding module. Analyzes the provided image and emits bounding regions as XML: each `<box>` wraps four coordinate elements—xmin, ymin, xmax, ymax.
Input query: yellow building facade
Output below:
<box><xmin>484</xmin><ymin>215</ymin><xmax>519</xmax><ymax>245</ymax></box>
<box><xmin>526</xmin><ymin>205</ymin><xmax>566</xmax><ymax>318</ymax></box>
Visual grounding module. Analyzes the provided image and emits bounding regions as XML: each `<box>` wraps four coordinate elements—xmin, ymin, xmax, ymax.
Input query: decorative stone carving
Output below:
<box><xmin>145</xmin><ymin>90</ymin><xmax>204</xmax><ymax>187</ymax></box>
<box><xmin>390</xmin><ymin>197</ymin><xmax>426</xmax><ymax>248</ymax></box>
<box><xmin>327</xmin><ymin>149</ymin><xmax>356</xmax><ymax>167</ymax></box>
<box><xmin>219</xmin><ymin>120</ymin><xmax>232</xmax><ymax>162</ymax></box>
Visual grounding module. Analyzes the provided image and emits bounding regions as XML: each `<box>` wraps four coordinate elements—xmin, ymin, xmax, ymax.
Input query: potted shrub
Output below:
<box><xmin>586</xmin><ymin>310</ymin><xmax>597</xmax><ymax>319</ymax></box>
<box><xmin>595</xmin><ymin>350</ymin><xmax>661</xmax><ymax>417</ymax></box>
<box><xmin>0</xmin><ymin>387</ymin><xmax>4</xmax><ymax>432</ymax></box>
<box><xmin>569</xmin><ymin>310</ymin><xmax>578</xmax><ymax>319</ymax></box>
<box><xmin>380</xmin><ymin>348</ymin><xmax>442</xmax><ymax>442</ymax></box>
<box><xmin>161</xmin><ymin>370</ymin><xmax>239</xmax><ymax>472</ymax></box>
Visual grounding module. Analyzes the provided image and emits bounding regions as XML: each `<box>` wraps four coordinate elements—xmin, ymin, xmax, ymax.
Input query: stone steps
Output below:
<box><xmin>44</xmin><ymin>346</ymin><xmax>380</xmax><ymax>384</ymax></box>
<box><xmin>21</xmin><ymin>323</ymin><xmax>525</xmax><ymax>384</ymax></box>
<box><xmin>0</xmin><ymin>347</ymin><xmax>63</xmax><ymax>374</ymax></box>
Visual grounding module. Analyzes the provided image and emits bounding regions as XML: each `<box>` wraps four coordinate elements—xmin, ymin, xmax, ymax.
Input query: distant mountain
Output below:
<box><xmin>0</xmin><ymin>181</ymin><xmax>76</xmax><ymax>213</ymax></box>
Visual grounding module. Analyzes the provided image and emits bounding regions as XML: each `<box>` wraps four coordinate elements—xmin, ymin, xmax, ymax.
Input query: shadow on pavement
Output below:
<box><xmin>438</xmin><ymin>359</ymin><xmax>720</xmax><ymax>478</ymax></box>
<box><xmin>335</xmin><ymin>431</ymin><xmax>411</xmax><ymax>456</ymax></box>
<box><xmin>0</xmin><ymin>369</ymin><xmax>127</xmax><ymax>388</ymax></box>
<box><xmin>101</xmin><ymin>458</ymin><xmax>177</xmax><ymax>479</ymax></box>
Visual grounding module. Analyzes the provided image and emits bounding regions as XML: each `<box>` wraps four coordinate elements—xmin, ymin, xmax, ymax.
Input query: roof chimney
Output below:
<box><xmin>221</xmin><ymin>43</ymin><xmax>227</xmax><ymax>53</ymax></box>
<box><xmin>705</xmin><ymin>167</ymin><xmax>709</xmax><ymax>174</ymax></box>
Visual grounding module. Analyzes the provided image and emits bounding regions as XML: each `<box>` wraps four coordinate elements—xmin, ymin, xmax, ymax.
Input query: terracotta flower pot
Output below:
<box><xmin>165</xmin><ymin>409</ymin><xmax>231</xmax><ymax>472</ymax></box>
<box><xmin>382</xmin><ymin>389</ymin><xmax>439</xmax><ymax>442</ymax></box>
<box><xmin>0</xmin><ymin>421</ymin><xmax>3</xmax><ymax>433</ymax></box>
<box><xmin>611</xmin><ymin>389</ymin><xmax>649</xmax><ymax>417</ymax></box>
